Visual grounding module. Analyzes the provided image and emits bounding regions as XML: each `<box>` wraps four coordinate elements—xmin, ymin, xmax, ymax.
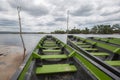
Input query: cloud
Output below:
<box><xmin>0</xmin><ymin>7</ymin><xmax>4</xmax><ymax>11</ymax></box>
<box><xmin>0</xmin><ymin>0</ymin><xmax>120</xmax><ymax>32</ymax></box>
<box><xmin>37</xmin><ymin>23</ymin><xmax>45</xmax><ymax>26</ymax></box>
<box><xmin>55</xmin><ymin>17</ymin><xmax>66</xmax><ymax>22</ymax></box>
<box><xmin>100</xmin><ymin>6</ymin><xmax>120</xmax><ymax>16</ymax></box>
<box><xmin>0</xmin><ymin>19</ymin><xmax>17</xmax><ymax>26</ymax></box>
<box><xmin>22</xmin><ymin>5</ymin><xmax>49</xmax><ymax>16</ymax></box>
<box><xmin>46</xmin><ymin>22</ymin><xmax>56</xmax><ymax>26</ymax></box>
<box><xmin>37</xmin><ymin>22</ymin><xmax>56</xmax><ymax>26</ymax></box>
<box><xmin>8</xmin><ymin>0</ymin><xmax>49</xmax><ymax>16</ymax></box>
<box><xmin>71</xmin><ymin>4</ymin><xmax>94</xmax><ymax>16</ymax></box>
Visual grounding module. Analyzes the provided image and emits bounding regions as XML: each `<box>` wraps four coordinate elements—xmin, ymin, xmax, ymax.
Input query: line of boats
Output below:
<box><xmin>11</xmin><ymin>35</ymin><xmax>120</xmax><ymax>80</ymax></box>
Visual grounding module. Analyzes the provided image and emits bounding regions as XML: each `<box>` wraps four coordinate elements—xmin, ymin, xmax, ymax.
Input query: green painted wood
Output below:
<box><xmin>68</xmin><ymin>51</ymin><xmax>76</xmax><ymax>57</ymax></box>
<box><xmin>79</xmin><ymin>45</ymin><xmax>91</xmax><ymax>48</ymax></box>
<box><xmin>41</xmin><ymin>54</ymin><xmax>68</xmax><ymax>59</ymax></box>
<box><xmin>33</xmin><ymin>52</ymin><xmax>67</xmax><ymax>59</ymax></box>
<box><xmin>42</xmin><ymin>46</ymin><xmax>60</xmax><ymax>49</ymax></box>
<box><xmin>110</xmin><ymin>38</ymin><xmax>120</xmax><ymax>45</ymax></box>
<box><xmin>83</xmin><ymin>48</ymin><xmax>98</xmax><ymax>51</ymax></box>
<box><xmin>75</xmin><ymin>53</ymin><xmax>112</xmax><ymax>80</ymax></box>
<box><xmin>76</xmin><ymin>36</ymin><xmax>118</xmax><ymax>53</ymax></box>
<box><xmin>44</xmin><ymin>41</ymin><xmax>55</xmax><ymax>44</ymax></box>
<box><xmin>113</xmin><ymin>48</ymin><xmax>120</xmax><ymax>54</ymax></box>
<box><xmin>95</xmin><ymin>37</ymin><xmax>120</xmax><ymax>45</ymax></box>
<box><xmin>43</xmin><ymin>49</ymin><xmax>61</xmax><ymax>53</ymax></box>
<box><xmin>76</xmin><ymin>42</ymin><xmax>86</xmax><ymax>45</ymax></box>
<box><xmin>104</xmin><ymin>61</ymin><xmax>120</xmax><ymax>66</ymax></box>
<box><xmin>90</xmin><ymin>52</ymin><xmax>109</xmax><ymax>56</ymax></box>
<box><xmin>43</xmin><ymin>44</ymin><xmax>57</xmax><ymax>47</ymax></box>
<box><xmin>36</xmin><ymin>64</ymin><xmax>77</xmax><ymax>74</ymax></box>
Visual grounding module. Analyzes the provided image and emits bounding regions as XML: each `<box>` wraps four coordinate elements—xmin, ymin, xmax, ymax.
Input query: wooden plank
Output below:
<box><xmin>43</xmin><ymin>49</ymin><xmax>61</xmax><ymax>53</ymax></box>
<box><xmin>36</xmin><ymin>64</ymin><xmax>77</xmax><ymax>74</ymax></box>
<box><xmin>41</xmin><ymin>54</ymin><xmax>68</xmax><ymax>59</ymax></box>
<box><xmin>83</xmin><ymin>48</ymin><xmax>98</xmax><ymax>51</ymax></box>
<box><xmin>90</xmin><ymin>52</ymin><xmax>109</xmax><ymax>56</ymax></box>
<box><xmin>104</xmin><ymin>61</ymin><xmax>120</xmax><ymax>66</ymax></box>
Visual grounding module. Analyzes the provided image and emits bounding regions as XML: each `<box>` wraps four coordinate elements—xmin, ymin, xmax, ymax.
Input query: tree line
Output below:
<box><xmin>51</xmin><ymin>24</ymin><xmax>120</xmax><ymax>34</ymax></box>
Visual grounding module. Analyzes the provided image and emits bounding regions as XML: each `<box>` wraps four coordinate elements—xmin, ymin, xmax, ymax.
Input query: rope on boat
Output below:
<box><xmin>17</xmin><ymin>0</ymin><xmax>26</xmax><ymax>61</ymax></box>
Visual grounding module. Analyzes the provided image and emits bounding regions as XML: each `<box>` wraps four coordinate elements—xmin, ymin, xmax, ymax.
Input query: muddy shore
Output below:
<box><xmin>0</xmin><ymin>45</ymin><xmax>24</xmax><ymax>80</ymax></box>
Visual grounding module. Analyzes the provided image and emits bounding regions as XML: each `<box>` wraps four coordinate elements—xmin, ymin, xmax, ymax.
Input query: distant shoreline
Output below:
<box><xmin>0</xmin><ymin>32</ymin><xmax>47</xmax><ymax>34</ymax></box>
<box><xmin>0</xmin><ymin>32</ymin><xmax>120</xmax><ymax>34</ymax></box>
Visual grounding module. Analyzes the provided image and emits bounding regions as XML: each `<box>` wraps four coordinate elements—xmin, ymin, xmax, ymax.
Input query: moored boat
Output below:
<box><xmin>11</xmin><ymin>35</ymin><xmax>120</xmax><ymax>80</ymax></box>
<box><xmin>67</xmin><ymin>35</ymin><xmax>120</xmax><ymax>77</ymax></box>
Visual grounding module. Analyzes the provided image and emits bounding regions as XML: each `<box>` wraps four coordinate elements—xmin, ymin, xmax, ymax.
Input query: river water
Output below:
<box><xmin>0</xmin><ymin>34</ymin><xmax>120</xmax><ymax>54</ymax></box>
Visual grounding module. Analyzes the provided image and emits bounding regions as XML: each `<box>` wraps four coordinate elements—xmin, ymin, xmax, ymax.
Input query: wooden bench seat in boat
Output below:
<box><xmin>42</xmin><ymin>46</ymin><xmax>60</xmax><ymax>49</ymax></box>
<box><xmin>43</xmin><ymin>49</ymin><xmax>61</xmax><ymax>53</ymax></box>
<box><xmin>41</xmin><ymin>54</ymin><xmax>67</xmax><ymax>59</ymax></box>
<box><xmin>36</xmin><ymin>64</ymin><xmax>77</xmax><ymax>74</ymax></box>
<box><xmin>43</xmin><ymin>44</ymin><xmax>57</xmax><ymax>47</ymax></box>
<box><xmin>75</xmin><ymin>42</ymin><xmax>87</xmax><ymax>45</ymax></box>
<box><xmin>33</xmin><ymin>51</ymin><xmax>76</xmax><ymax>59</ymax></box>
<box><xmin>104</xmin><ymin>61</ymin><xmax>120</xmax><ymax>66</ymax></box>
<box><xmin>33</xmin><ymin>52</ymin><xmax>68</xmax><ymax>59</ymax></box>
<box><xmin>44</xmin><ymin>42</ymin><xmax>55</xmax><ymax>44</ymax></box>
<box><xmin>38</xmin><ymin>44</ymin><xmax>60</xmax><ymax>49</ymax></box>
<box><xmin>79</xmin><ymin>45</ymin><xmax>91</xmax><ymax>48</ymax></box>
<box><xmin>83</xmin><ymin>48</ymin><xmax>98</xmax><ymax>52</ymax></box>
<box><xmin>90</xmin><ymin>52</ymin><xmax>109</xmax><ymax>56</ymax></box>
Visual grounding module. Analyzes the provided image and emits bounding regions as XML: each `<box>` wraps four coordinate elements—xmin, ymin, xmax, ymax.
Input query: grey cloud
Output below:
<box><xmin>100</xmin><ymin>9</ymin><xmax>120</xmax><ymax>16</ymax></box>
<box><xmin>37</xmin><ymin>23</ymin><xmax>45</xmax><ymax>26</ymax></box>
<box><xmin>55</xmin><ymin>17</ymin><xmax>66</xmax><ymax>22</ymax></box>
<box><xmin>0</xmin><ymin>0</ymin><xmax>120</xmax><ymax>32</ymax></box>
<box><xmin>71</xmin><ymin>4</ymin><xmax>93</xmax><ymax>16</ymax></box>
<box><xmin>46</xmin><ymin>22</ymin><xmax>56</xmax><ymax>26</ymax></box>
<box><xmin>37</xmin><ymin>22</ymin><xmax>56</xmax><ymax>26</ymax></box>
<box><xmin>0</xmin><ymin>7</ymin><xmax>4</xmax><ymax>11</ymax></box>
<box><xmin>84</xmin><ymin>17</ymin><xmax>120</xmax><ymax>25</ymax></box>
<box><xmin>23</xmin><ymin>6</ymin><xmax>49</xmax><ymax>16</ymax></box>
<box><xmin>0</xmin><ymin>19</ymin><xmax>17</xmax><ymax>26</ymax></box>
<box><xmin>8</xmin><ymin>0</ymin><xmax>49</xmax><ymax>16</ymax></box>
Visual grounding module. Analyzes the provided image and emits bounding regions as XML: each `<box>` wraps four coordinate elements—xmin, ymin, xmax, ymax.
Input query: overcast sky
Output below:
<box><xmin>0</xmin><ymin>0</ymin><xmax>120</xmax><ymax>32</ymax></box>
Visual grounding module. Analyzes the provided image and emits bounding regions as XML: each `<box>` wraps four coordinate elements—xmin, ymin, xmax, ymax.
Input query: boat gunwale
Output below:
<box><xmin>67</xmin><ymin>35</ymin><xmax>120</xmax><ymax>79</ymax></box>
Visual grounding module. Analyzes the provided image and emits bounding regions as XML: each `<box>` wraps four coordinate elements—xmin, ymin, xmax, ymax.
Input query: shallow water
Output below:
<box><xmin>1</xmin><ymin>34</ymin><xmax>119</xmax><ymax>54</ymax></box>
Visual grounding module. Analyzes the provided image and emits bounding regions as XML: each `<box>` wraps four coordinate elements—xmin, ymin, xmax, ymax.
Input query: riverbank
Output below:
<box><xmin>0</xmin><ymin>45</ymin><xmax>24</xmax><ymax>80</ymax></box>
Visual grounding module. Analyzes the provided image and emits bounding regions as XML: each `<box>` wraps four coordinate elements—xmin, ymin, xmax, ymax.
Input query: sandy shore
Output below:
<box><xmin>0</xmin><ymin>45</ymin><xmax>25</xmax><ymax>80</ymax></box>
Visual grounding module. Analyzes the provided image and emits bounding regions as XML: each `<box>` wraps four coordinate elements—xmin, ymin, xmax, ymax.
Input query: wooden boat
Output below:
<box><xmin>67</xmin><ymin>35</ymin><xmax>120</xmax><ymax>78</ymax></box>
<box><xmin>11</xmin><ymin>35</ymin><xmax>120</xmax><ymax>80</ymax></box>
<box><xmin>88</xmin><ymin>37</ymin><xmax>120</xmax><ymax>47</ymax></box>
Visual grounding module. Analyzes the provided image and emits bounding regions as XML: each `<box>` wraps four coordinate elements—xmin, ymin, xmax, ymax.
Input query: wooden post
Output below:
<box><xmin>17</xmin><ymin>6</ymin><xmax>26</xmax><ymax>61</ymax></box>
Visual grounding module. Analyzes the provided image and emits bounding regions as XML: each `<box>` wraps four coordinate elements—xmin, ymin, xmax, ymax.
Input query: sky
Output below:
<box><xmin>0</xmin><ymin>0</ymin><xmax>120</xmax><ymax>32</ymax></box>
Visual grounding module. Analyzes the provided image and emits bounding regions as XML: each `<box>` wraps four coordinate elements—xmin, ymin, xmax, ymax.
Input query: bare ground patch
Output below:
<box><xmin>0</xmin><ymin>45</ymin><xmax>25</xmax><ymax>80</ymax></box>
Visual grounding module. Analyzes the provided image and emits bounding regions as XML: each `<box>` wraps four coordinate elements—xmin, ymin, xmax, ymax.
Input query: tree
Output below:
<box><xmin>68</xmin><ymin>27</ymin><xmax>81</xmax><ymax>34</ymax></box>
<box><xmin>51</xmin><ymin>30</ymin><xmax>66</xmax><ymax>34</ymax></box>
<box><xmin>81</xmin><ymin>27</ymin><xmax>89</xmax><ymax>34</ymax></box>
<box><xmin>112</xmin><ymin>24</ymin><xmax>120</xmax><ymax>33</ymax></box>
<box><xmin>90</xmin><ymin>26</ymin><xmax>98</xmax><ymax>34</ymax></box>
<box><xmin>91</xmin><ymin>25</ymin><xmax>113</xmax><ymax>34</ymax></box>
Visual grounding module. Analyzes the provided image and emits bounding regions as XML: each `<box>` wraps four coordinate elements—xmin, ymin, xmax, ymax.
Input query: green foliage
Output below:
<box><xmin>68</xmin><ymin>28</ymin><xmax>81</xmax><ymax>34</ymax></box>
<box><xmin>90</xmin><ymin>25</ymin><xmax>113</xmax><ymax>34</ymax></box>
<box><xmin>51</xmin><ymin>24</ymin><xmax>120</xmax><ymax>34</ymax></box>
<box><xmin>112</xmin><ymin>24</ymin><xmax>120</xmax><ymax>33</ymax></box>
<box><xmin>81</xmin><ymin>27</ymin><xmax>90</xmax><ymax>34</ymax></box>
<box><xmin>51</xmin><ymin>30</ymin><xmax>66</xmax><ymax>34</ymax></box>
